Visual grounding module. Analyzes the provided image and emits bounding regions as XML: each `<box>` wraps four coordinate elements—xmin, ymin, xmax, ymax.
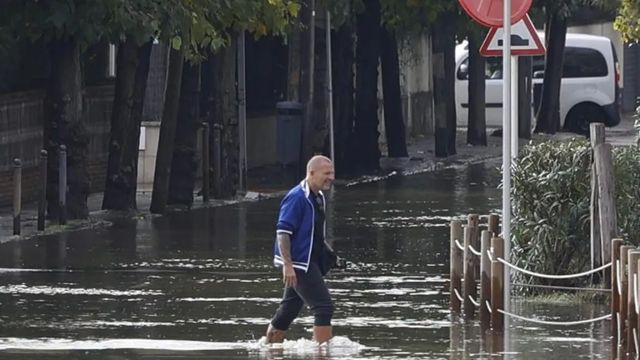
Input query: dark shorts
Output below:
<box><xmin>270</xmin><ymin>262</ymin><xmax>334</xmax><ymax>330</ymax></box>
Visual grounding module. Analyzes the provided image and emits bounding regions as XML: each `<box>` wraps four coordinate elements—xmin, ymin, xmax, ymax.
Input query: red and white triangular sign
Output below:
<box><xmin>480</xmin><ymin>14</ymin><xmax>545</xmax><ymax>56</ymax></box>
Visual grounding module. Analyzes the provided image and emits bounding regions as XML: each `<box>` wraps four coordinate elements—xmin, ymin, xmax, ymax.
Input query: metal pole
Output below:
<box><xmin>202</xmin><ymin>123</ymin><xmax>210</xmax><ymax>202</ymax></box>
<box><xmin>511</xmin><ymin>56</ymin><xmax>519</xmax><ymax>159</ymax></box>
<box><xmin>59</xmin><ymin>145</ymin><xmax>67</xmax><ymax>225</ymax></box>
<box><xmin>38</xmin><ymin>149</ymin><xmax>47</xmax><ymax>231</ymax></box>
<box><xmin>502</xmin><ymin>0</ymin><xmax>512</xmax><ymax>344</ymax></box>
<box><xmin>237</xmin><ymin>31</ymin><xmax>247</xmax><ymax>194</ymax></box>
<box><xmin>13</xmin><ymin>158</ymin><xmax>22</xmax><ymax>236</ymax></box>
<box><xmin>326</xmin><ymin>10</ymin><xmax>335</xmax><ymax>164</ymax></box>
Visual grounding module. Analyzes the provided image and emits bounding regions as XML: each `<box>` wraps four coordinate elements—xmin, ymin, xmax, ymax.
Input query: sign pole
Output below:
<box><xmin>502</xmin><ymin>0</ymin><xmax>512</xmax><ymax>320</ymax></box>
<box><xmin>511</xmin><ymin>56</ymin><xmax>519</xmax><ymax>159</ymax></box>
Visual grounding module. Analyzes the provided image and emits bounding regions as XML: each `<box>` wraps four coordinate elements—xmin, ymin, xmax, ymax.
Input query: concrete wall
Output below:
<box><xmin>378</xmin><ymin>33</ymin><xmax>434</xmax><ymax>152</ymax></box>
<box><xmin>136</xmin><ymin>114</ymin><xmax>279</xmax><ymax>189</ymax></box>
<box><xmin>0</xmin><ymin>86</ymin><xmax>113</xmax><ymax>207</ymax></box>
<box><xmin>137</xmin><ymin>121</ymin><xmax>160</xmax><ymax>192</ymax></box>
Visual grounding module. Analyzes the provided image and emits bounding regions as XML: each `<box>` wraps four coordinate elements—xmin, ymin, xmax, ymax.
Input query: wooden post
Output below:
<box><xmin>594</xmin><ymin>142</ymin><xmax>617</xmax><ymax>287</ymax></box>
<box><xmin>450</xmin><ymin>220</ymin><xmax>463</xmax><ymax>315</ymax></box>
<box><xmin>488</xmin><ymin>214</ymin><xmax>500</xmax><ymax>236</ymax></box>
<box><xmin>627</xmin><ymin>251</ymin><xmax>640</xmax><ymax>358</ymax></box>
<box><xmin>12</xmin><ymin>159</ymin><xmax>22</xmax><ymax>236</ymax></box>
<box><xmin>590</xmin><ymin>123</ymin><xmax>605</xmax><ymax>280</ymax></box>
<box><xmin>480</xmin><ymin>230</ymin><xmax>492</xmax><ymax>331</ymax></box>
<box><xmin>38</xmin><ymin>150</ymin><xmax>48</xmax><ymax>231</ymax></box>
<box><xmin>621</xmin><ymin>245</ymin><xmax>633</xmax><ymax>353</ymax></box>
<box><xmin>468</xmin><ymin>214</ymin><xmax>480</xmax><ymax>279</ymax></box>
<box><xmin>464</xmin><ymin>225</ymin><xmax>477</xmax><ymax>319</ymax></box>
<box><xmin>611</xmin><ymin>238</ymin><xmax>623</xmax><ymax>353</ymax></box>
<box><xmin>491</xmin><ymin>236</ymin><xmax>504</xmax><ymax>332</ymax></box>
<box><xmin>201</xmin><ymin>122</ymin><xmax>210</xmax><ymax>202</ymax></box>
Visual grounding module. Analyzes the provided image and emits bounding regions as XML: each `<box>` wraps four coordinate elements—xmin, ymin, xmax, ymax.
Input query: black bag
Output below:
<box><xmin>320</xmin><ymin>243</ymin><xmax>346</xmax><ymax>275</ymax></box>
<box><xmin>321</xmin><ymin>245</ymin><xmax>338</xmax><ymax>275</ymax></box>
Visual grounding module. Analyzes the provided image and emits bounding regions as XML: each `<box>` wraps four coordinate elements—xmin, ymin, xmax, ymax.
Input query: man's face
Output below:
<box><xmin>309</xmin><ymin>161</ymin><xmax>335</xmax><ymax>192</ymax></box>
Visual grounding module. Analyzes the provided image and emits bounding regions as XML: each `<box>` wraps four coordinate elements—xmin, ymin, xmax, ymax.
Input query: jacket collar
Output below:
<box><xmin>300</xmin><ymin>179</ymin><xmax>324</xmax><ymax>199</ymax></box>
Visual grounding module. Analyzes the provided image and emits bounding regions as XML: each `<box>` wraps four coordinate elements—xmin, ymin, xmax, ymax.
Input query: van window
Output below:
<box><xmin>562</xmin><ymin>47</ymin><xmax>608</xmax><ymax>77</ymax></box>
<box><xmin>460</xmin><ymin>46</ymin><xmax>608</xmax><ymax>80</ymax></box>
<box><xmin>456</xmin><ymin>57</ymin><xmax>504</xmax><ymax>80</ymax></box>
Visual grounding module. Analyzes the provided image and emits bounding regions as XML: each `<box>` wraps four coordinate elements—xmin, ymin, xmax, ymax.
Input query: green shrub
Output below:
<box><xmin>510</xmin><ymin>139</ymin><xmax>640</xmax><ymax>291</ymax></box>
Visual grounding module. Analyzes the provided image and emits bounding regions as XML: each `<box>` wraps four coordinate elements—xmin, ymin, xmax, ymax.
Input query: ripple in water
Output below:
<box><xmin>0</xmin><ymin>335</ymin><xmax>366</xmax><ymax>358</ymax></box>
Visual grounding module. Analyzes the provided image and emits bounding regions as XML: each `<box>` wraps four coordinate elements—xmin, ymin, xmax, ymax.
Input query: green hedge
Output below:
<box><xmin>510</xmin><ymin>139</ymin><xmax>640</xmax><ymax>289</ymax></box>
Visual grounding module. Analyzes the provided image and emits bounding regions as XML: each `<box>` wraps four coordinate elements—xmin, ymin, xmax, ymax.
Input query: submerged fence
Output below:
<box><xmin>449</xmin><ymin>214</ymin><xmax>640</xmax><ymax>359</ymax></box>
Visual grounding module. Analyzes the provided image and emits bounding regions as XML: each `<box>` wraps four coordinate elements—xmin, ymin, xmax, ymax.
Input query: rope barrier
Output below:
<box><xmin>618</xmin><ymin>260</ymin><xmax>623</xmax><ymax>296</ymax></box>
<box><xmin>634</xmin><ymin>328</ymin><xmax>639</xmax><ymax>358</ymax></box>
<box><xmin>618</xmin><ymin>312</ymin><xmax>622</xmax><ymax>346</ymax></box>
<box><xmin>468</xmin><ymin>244</ymin><xmax>482</xmax><ymax>257</ymax></box>
<box><xmin>497</xmin><ymin>309</ymin><xmax>611</xmax><ymax>326</ymax></box>
<box><xmin>487</xmin><ymin>250</ymin><xmax>493</xmax><ymax>262</ymax></box>
<box><xmin>453</xmin><ymin>288</ymin><xmax>464</xmax><ymax>303</ymax></box>
<box><xmin>635</xmin><ymin>273</ymin><xmax>639</xmax><ymax>315</ymax></box>
<box><xmin>454</xmin><ymin>239</ymin><xmax>465</xmax><ymax>252</ymax></box>
<box><xmin>467</xmin><ymin>295</ymin><xmax>480</xmax><ymax>308</ymax></box>
<box><xmin>511</xmin><ymin>282</ymin><xmax>610</xmax><ymax>292</ymax></box>
<box><xmin>496</xmin><ymin>258</ymin><xmax>611</xmax><ymax>279</ymax></box>
<box><xmin>485</xmin><ymin>301</ymin><xmax>492</xmax><ymax>314</ymax></box>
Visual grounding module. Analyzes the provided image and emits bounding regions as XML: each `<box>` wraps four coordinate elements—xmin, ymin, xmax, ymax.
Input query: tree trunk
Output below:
<box><xmin>467</xmin><ymin>33</ymin><xmax>487</xmax><ymax>146</ymax></box>
<box><xmin>150</xmin><ymin>48</ymin><xmax>184</xmax><ymax>214</ymax></box>
<box><xmin>210</xmin><ymin>41</ymin><xmax>239</xmax><ymax>198</ymax></box>
<box><xmin>168</xmin><ymin>62</ymin><xmax>201</xmax><ymax>206</ymax></box>
<box><xmin>332</xmin><ymin>24</ymin><xmax>355</xmax><ymax>175</ymax></box>
<box><xmin>380</xmin><ymin>27</ymin><xmax>408</xmax><ymax>158</ymax></box>
<box><xmin>45</xmin><ymin>37</ymin><xmax>89</xmax><ymax>219</ymax></box>
<box><xmin>432</xmin><ymin>11</ymin><xmax>457</xmax><ymax>157</ymax></box>
<box><xmin>534</xmin><ymin>13</ymin><xmax>566</xmax><ymax>134</ymax></box>
<box><xmin>354</xmin><ymin>0</ymin><xmax>382</xmax><ymax>173</ymax></box>
<box><xmin>518</xmin><ymin>56</ymin><xmax>532</xmax><ymax>139</ymax></box>
<box><xmin>299</xmin><ymin>0</ymin><xmax>316</xmax><ymax>174</ymax></box>
<box><xmin>103</xmin><ymin>39</ymin><xmax>153</xmax><ymax>210</ymax></box>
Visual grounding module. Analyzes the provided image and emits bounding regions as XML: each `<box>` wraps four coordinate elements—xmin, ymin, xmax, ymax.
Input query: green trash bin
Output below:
<box><xmin>276</xmin><ymin>101</ymin><xmax>303</xmax><ymax>165</ymax></box>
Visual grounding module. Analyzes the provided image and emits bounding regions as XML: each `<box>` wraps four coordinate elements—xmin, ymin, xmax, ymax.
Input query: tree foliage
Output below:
<box><xmin>614</xmin><ymin>0</ymin><xmax>640</xmax><ymax>43</ymax></box>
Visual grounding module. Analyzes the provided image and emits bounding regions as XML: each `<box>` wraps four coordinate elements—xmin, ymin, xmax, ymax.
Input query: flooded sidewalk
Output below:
<box><xmin>0</xmin><ymin>111</ymin><xmax>635</xmax><ymax>241</ymax></box>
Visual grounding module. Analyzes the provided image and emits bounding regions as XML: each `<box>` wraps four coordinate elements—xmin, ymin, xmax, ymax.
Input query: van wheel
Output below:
<box><xmin>566</xmin><ymin>103</ymin><xmax>605</xmax><ymax>135</ymax></box>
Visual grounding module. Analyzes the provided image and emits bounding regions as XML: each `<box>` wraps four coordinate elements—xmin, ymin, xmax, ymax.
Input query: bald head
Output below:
<box><xmin>305</xmin><ymin>155</ymin><xmax>334</xmax><ymax>192</ymax></box>
<box><xmin>306</xmin><ymin>155</ymin><xmax>332</xmax><ymax>173</ymax></box>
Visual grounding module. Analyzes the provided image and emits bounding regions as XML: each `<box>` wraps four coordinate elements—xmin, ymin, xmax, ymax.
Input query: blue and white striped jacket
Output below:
<box><xmin>273</xmin><ymin>180</ymin><xmax>325</xmax><ymax>272</ymax></box>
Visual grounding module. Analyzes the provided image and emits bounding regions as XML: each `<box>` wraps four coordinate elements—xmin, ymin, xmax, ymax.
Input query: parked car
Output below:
<box><xmin>455</xmin><ymin>32</ymin><xmax>621</xmax><ymax>134</ymax></box>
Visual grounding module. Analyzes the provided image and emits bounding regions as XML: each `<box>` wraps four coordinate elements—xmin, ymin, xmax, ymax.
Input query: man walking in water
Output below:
<box><xmin>264</xmin><ymin>155</ymin><xmax>336</xmax><ymax>344</ymax></box>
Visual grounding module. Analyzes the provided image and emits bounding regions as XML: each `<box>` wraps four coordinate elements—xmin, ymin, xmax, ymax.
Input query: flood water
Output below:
<box><xmin>0</xmin><ymin>162</ymin><xmax>612</xmax><ymax>359</ymax></box>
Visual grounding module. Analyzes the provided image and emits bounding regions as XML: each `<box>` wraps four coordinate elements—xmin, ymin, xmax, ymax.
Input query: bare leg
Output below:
<box><xmin>312</xmin><ymin>325</ymin><xmax>332</xmax><ymax>344</ymax></box>
<box><xmin>265</xmin><ymin>324</ymin><xmax>286</xmax><ymax>343</ymax></box>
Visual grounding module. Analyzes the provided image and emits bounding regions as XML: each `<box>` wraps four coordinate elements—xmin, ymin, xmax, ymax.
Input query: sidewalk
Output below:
<box><xmin>1</xmin><ymin>115</ymin><xmax>636</xmax><ymax>242</ymax></box>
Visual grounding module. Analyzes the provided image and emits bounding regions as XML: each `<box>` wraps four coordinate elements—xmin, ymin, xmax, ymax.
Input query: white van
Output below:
<box><xmin>455</xmin><ymin>33</ymin><xmax>621</xmax><ymax>134</ymax></box>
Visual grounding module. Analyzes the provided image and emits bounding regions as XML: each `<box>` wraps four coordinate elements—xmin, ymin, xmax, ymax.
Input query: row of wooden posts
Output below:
<box><xmin>449</xmin><ymin>213</ymin><xmax>504</xmax><ymax>332</ymax></box>
<box><xmin>450</xmin><ymin>215</ymin><xmax>640</xmax><ymax>358</ymax></box>
<box><xmin>610</xmin><ymin>239</ymin><xmax>640</xmax><ymax>360</ymax></box>
<box><xmin>11</xmin><ymin>148</ymin><xmax>54</xmax><ymax>236</ymax></box>
<box><xmin>10</xmin><ymin>123</ymin><xmax>217</xmax><ymax>236</ymax></box>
